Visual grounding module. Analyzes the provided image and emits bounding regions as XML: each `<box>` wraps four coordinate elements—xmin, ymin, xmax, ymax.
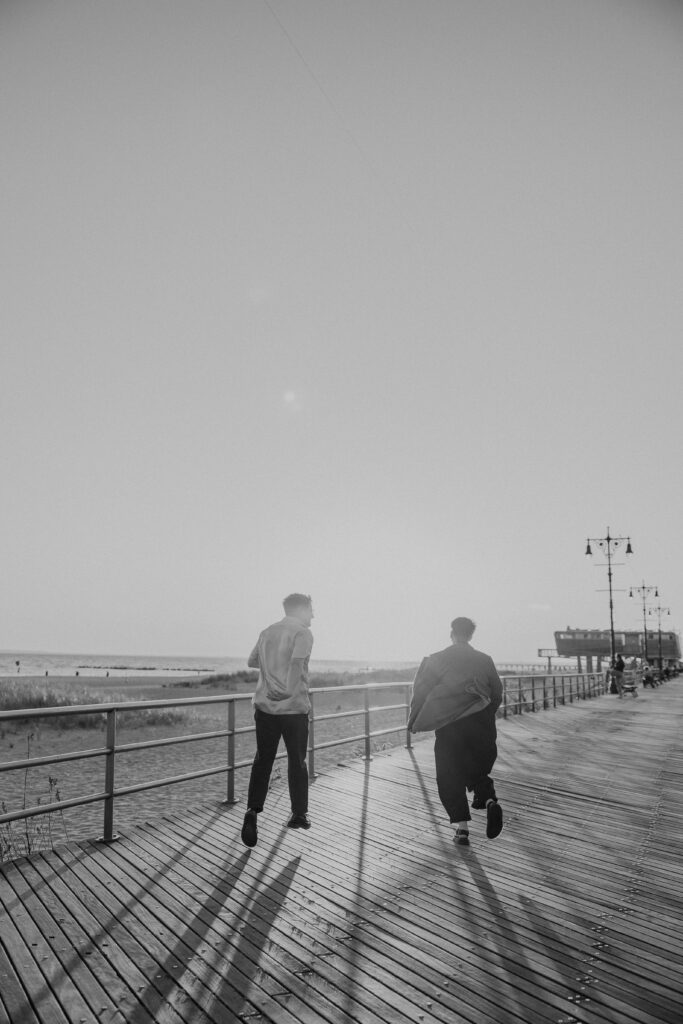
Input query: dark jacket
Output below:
<box><xmin>408</xmin><ymin>642</ymin><xmax>503</xmax><ymax>733</ymax></box>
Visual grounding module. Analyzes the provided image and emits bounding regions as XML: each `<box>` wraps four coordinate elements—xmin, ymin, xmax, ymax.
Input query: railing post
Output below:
<box><xmin>531</xmin><ymin>675</ymin><xmax>536</xmax><ymax>711</ymax></box>
<box><xmin>309</xmin><ymin>691</ymin><xmax>317</xmax><ymax>778</ymax></box>
<box><xmin>363</xmin><ymin>686</ymin><xmax>373</xmax><ymax>761</ymax></box>
<box><xmin>517</xmin><ymin>678</ymin><xmax>523</xmax><ymax>715</ymax></box>
<box><xmin>561</xmin><ymin>675</ymin><xmax>565</xmax><ymax>705</ymax></box>
<box><xmin>552</xmin><ymin>675</ymin><xmax>557</xmax><ymax>708</ymax></box>
<box><xmin>224</xmin><ymin>699</ymin><xmax>239</xmax><ymax>804</ymax></box>
<box><xmin>502</xmin><ymin>678</ymin><xmax>508</xmax><ymax>719</ymax></box>
<box><xmin>404</xmin><ymin>684</ymin><xmax>412</xmax><ymax>749</ymax></box>
<box><xmin>99</xmin><ymin>708</ymin><xmax>119</xmax><ymax>843</ymax></box>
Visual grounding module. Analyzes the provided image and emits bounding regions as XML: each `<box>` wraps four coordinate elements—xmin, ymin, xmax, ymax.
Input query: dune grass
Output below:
<box><xmin>0</xmin><ymin>678</ymin><xmax>188</xmax><ymax>729</ymax></box>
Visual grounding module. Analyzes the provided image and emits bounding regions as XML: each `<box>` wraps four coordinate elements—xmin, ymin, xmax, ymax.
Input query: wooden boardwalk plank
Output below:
<box><xmin>1</xmin><ymin>683</ymin><xmax>682</xmax><ymax>1023</ymax></box>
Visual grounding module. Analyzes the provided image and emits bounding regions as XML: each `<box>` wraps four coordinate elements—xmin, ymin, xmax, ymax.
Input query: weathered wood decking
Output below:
<box><xmin>1</xmin><ymin>684</ymin><xmax>682</xmax><ymax>1024</ymax></box>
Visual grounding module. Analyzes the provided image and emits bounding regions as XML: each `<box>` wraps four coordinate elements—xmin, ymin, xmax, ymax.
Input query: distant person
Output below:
<box><xmin>408</xmin><ymin>617</ymin><xmax>504</xmax><ymax>846</ymax></box>
<box><xmin>240</xmin><ymin>593</ymin><xmax>314</xmax><ymax>848</ymax></box>
<box><xmin>614</xmin><ymin>654</ymin><xmax>625</xmax><ymax>697</ymax></box>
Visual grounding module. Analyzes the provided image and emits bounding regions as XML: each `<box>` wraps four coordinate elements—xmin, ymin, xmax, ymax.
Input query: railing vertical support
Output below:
<box><xmin>309</xmin><ymin>691</ymin><xmax>317</xmax><ymax>778</ymax></box>
<box><xmin>363</xmin><ymin>687</ymin><xmax>373</xmax><ymax>760</ymax></box>
<box><xmin>502</xmin><ymin>679</ymin><xmax>508</xmax><ymax>719</ymax></box>
<box><xmin>517</xmin><ymin>678</ymin><xmax>523</xmax><ymax>715</ymax></box>
<box><xmin>531</xmin><ymin>676</ymin><xmax>536</xmax><ymax>712</ymax></box>
<box><xmin>552</xmin><ymin>675</ymin><xmax>557</xmax><ymax>708</ymax></box>
<box><xmin>404</xmin><ymin>684</ymin><xmax>412</xmax><ymax>749</ymax></box>
<box><xmin>99</xmin><ymin>708</ymin><xmax>119</xmax><ymax>843</ymax></box>
<box><xmin>224</xmin><ymin>699</ymin><xmax>239</xmax><ymax>804</ymax></box>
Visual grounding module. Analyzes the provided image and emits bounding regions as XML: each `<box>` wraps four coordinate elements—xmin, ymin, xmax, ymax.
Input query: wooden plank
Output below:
<box><xmin>1</xmin><ymin>859</ymin><xmax>115</xmax><ymax>1023</ymax></box>
<box><xmin>25</xmin><ymin>851</ymin><xmax>160</xmax><ymax>1024</ymax></box>
<box><xmin>0</xmin><ymin>940</ymin><xmax>34</xmax><ymax>1024</ymax></box>
<box><xmin>48</xmin><ymin>844</ymin><xmax>243</xmax><ymax>1024</ymax></box>
<box><xmin>171</xmin><ymin>802</ymin><xmax>679</xmax><ymax>1024</ymax></box>
<box><xmin>0</xmin><ymin>871</ymin><xmax>71</xmax><ymax>1024</ymax></box>
<box><xmin>96</xmin><ymin>833</ymin><xmax>419</xmax><ymax>1024</ymax></box>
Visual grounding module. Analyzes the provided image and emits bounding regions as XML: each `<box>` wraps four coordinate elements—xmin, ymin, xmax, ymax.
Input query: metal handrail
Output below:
<box><xmin>0</xmin><ymin>672</ymin><xmax>608</xmax><ymax>842</ymax></box>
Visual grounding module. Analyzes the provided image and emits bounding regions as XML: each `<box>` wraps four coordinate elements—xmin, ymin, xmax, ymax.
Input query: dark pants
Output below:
<box><xmin>247</xmin><ymin>709</ymin><xmax>309</xmax><ymax>816</ymax></box>
<box><xmin>434</xmin><ymin>708</ymin><xmax>498</xmax><ymax>823</ymax></box>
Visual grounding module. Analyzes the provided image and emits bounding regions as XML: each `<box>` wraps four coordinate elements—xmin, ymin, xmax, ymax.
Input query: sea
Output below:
<box><xmin>0</xmin><ymin>650</ymin><xmax>415</xmax><ymax>680</ymax></box>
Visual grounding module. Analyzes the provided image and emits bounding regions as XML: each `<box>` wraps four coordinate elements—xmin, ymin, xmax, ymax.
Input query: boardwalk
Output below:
<box><xmin>1</xmin><ymin>684</ymin><xmax>681</xmax><ymax>1024</ymax></box>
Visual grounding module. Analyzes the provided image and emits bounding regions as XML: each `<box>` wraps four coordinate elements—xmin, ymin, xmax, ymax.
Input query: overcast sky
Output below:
<box><xmin>2</xmin><ymin>0</ymin><xmax>682</xmax><ymax>663</ymax></box>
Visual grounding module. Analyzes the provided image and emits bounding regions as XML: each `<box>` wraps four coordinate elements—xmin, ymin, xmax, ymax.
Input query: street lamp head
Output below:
<box><xmin>655</xmin><ymin>588</ymin><xmax>659</xmax><ymax>597</ymax></box>
<box><xmin>626</xmin><ymin>539</ymin><xmax>633</xmax><ymax>555</ymax></box>
<box><xmin>585</xmin><ymin>541</ymin><xmax>592</xmax><ymax>557</ymax></box>
<box><xmin>629</xmin><ymin>588</ymin><xmax>633</xmax><ymax>598</ymax></box>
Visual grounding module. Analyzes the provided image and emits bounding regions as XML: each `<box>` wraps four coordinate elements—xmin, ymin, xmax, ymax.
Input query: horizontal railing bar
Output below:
<box><xmin>310</xmin><ymin>708</ymin><xmax>366</xmax><ymax>723</ymax></box>
<box><xmin>113</xmin><ymin>749</ymin><xmax>292</xmax><ymax>798</ymax></box>
<box><xmin>0</xmin><ymin>790</ymin><xmax>108</xmax><ymax>824</ymax></box>
<box><xmin>309</xmin><ymin>681</ymin><xmax>411</xmax><ymax>695</ymax></box>
<box><xmin>115</xmin><ymin>728</ymin><xmax>231</xmax><ymax>755</ymax></box>
<box><xmin>0</xmin><ymin>692</ymin><xmax>255</xmax><ymax>721</ymax></box>
<box><xmin>0</xmin><ymin>745</ymin><xmax>109</xmax><ymax>773</ymax></box>
<box><xmin>367</xmin><ymin>725</ymin><xmax>409</xmax><ymax>740</ymax></box>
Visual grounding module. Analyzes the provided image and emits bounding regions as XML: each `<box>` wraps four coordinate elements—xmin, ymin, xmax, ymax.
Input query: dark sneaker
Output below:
<box><xmin>486</xmin><ymin>800</ymin><xmax>503</xmax><ymax>839</ymax></box>
<box><xmin>287</xmin><ymin>814</ymin><xmax>311</xmax><ymax>830</ymax></box>
<box><xmin>241</xmin><ymin>809</ymin><xmax>258</xmax><ymax>848</ymax></box>
<box><xmin>454</xmin><ymin>828</ymin><xmax>470</xmax><ymax>846</ymax></box>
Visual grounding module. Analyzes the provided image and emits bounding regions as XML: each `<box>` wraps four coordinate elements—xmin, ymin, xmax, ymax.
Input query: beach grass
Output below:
<box><xmin>0</xmin><ymin>678</ymin><xmax>189</xmax><ymax>729</ymax></box>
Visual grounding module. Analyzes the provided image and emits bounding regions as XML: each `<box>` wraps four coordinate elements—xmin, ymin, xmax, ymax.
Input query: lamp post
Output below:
<box><xmin>647</xmin><ymin>603</ymin><xmax>670</xmax><ymax>672</ymax></box>
<box><xmin>629</xmin><ymin>581</ymin><xmax>658</xmax><ymax>664</ymax></box>
<box><xmin>585</xmin><ymin>527</ymin><xmax>633</xmax><ymax>665</ymax></box>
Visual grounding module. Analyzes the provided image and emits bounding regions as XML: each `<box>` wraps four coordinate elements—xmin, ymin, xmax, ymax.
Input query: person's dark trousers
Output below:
<box><xmin>247</xmin><ymin>709</ymin><xmax>309</xmax><ymax>816</ymax></box>
<box><xmin>433</xmin><ymin>707</ymin><xmax>498</xmax><ymax>823</ymax></box>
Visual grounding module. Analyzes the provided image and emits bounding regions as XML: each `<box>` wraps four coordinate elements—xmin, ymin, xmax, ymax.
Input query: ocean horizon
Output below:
<box><xmin>0</xmin><ymin>650</ymin><xmax>418</xmax><ymax>679</ymax></box>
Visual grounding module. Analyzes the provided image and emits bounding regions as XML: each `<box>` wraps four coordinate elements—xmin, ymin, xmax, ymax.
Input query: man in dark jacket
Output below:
<box><xmin>408</xmin><ymin>616</ymin><xmax>503</xmax><ymax>846</ymax></box>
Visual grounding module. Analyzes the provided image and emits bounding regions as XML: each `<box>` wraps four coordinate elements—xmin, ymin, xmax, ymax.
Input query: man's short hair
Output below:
<box><xmin>450</xmin><ymin>616</ymin><xmax>476</xmax><ymax>640</ymax></box>
<box><xmin>283</xmin><ymin>593</ymin><xmax>312</xmax><ymax>614</ymax></box>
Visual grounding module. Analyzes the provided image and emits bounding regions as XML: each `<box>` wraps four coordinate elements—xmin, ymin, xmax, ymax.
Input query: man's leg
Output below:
<box><xmin>462</xmin><ymin>709</ymin><xmax>497</xmax><ymax>802</ymax></box>
<box><xmin>434</xmin><ymin>721</ymin><xmax>470</xmax><ymax>824</ymax></box>
<box><xmin>246</xmin><ymin>710</ymin><xmax>282</xmax><ymax>812</ymax></box>
<box><xmin>463</xmin><ymin>709</ymin><xmax>503</xmax><ymax>839</ymax></box>
<box><xmin>280</xmin><ymin>713</ymin><xmax>309</xmax><ymax>820</ymax></box>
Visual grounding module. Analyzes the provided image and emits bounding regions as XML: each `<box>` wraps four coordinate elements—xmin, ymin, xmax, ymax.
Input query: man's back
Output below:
<box><xmin>409</xmin><ymin>641</ymin><xmax>503</xmax><ymax>733</ymax></box>
<box><xmin>428</xmin><ymin>642</ymin><xmax>501</xmax><ymax>690</ymax></box>
<box><xmin>249</xmin><ymin>615</ymin><xmax>313</xmax><ymax>714</ymax></box>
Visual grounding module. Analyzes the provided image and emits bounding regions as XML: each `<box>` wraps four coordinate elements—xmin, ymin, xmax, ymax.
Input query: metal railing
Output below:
<box><xmin>0</xmin><ymin>672</ymin><xmax>609</xmax><ymax>842</ymax></box>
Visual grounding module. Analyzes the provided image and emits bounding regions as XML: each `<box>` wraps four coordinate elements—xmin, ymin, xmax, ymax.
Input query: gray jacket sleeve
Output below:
<box><xmin>487</xmin><ymin>657</ymin><xmax>503</xmax><ymax>713</ymax></box>
<box><xmin>407</xmin><ymin>657</ymin><xmax>437</xmax><ymax>730</ymax></box>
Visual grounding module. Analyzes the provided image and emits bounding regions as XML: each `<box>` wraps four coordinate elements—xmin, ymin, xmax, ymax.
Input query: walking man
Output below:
<box><xmin>408</xmin><ymin>616</ymin><xmax>504</xmax><ymax>846</ymax></box>
<box><xmin>241</xmin><ymin>593</ymin><xmax>314</xmax><ymax>848</ymax></box>
<box><xmin>613</xmin><ymin>654</ymin><xmax>626</xmax><ymax>697</ymax></box>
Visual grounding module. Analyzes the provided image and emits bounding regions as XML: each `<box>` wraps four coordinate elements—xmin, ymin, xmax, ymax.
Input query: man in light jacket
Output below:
<box><xmin>241</xmin><ymin>593</ymin><xmax>314</xmax><ymax>848</ymax></box>
<box><xmin>408</xmin><ymin>616</ymin><xmax>503</xmax><ymax>846</ymax></box>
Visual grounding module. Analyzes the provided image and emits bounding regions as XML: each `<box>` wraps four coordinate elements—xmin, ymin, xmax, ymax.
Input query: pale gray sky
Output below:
<box><xmin>2</xmin><ymin>0</ymin><xmax>682</xmax><ymax>662</ymax></box>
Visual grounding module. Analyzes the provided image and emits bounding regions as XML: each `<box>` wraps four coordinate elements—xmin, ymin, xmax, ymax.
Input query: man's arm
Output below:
<box><xmin>407</xmin><ymin>657</ymin><xmax>437</xmax><ymax>730</ymax></box>
<box><xmin>247</xmin><ymin>641</ymin><xmax>260</xmax><ymax>669</ymax></box>
<box><xmin>487</xmin><ymin>657</ymin><xmax>503</xmax><ymax>714</ymax></box>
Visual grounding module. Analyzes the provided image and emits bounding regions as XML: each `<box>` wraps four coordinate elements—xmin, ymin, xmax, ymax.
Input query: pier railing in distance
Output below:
<box><xmin>0</xmin><ymin>672</ymin><xmax>612</xmax><ymax>843</ymax></box>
